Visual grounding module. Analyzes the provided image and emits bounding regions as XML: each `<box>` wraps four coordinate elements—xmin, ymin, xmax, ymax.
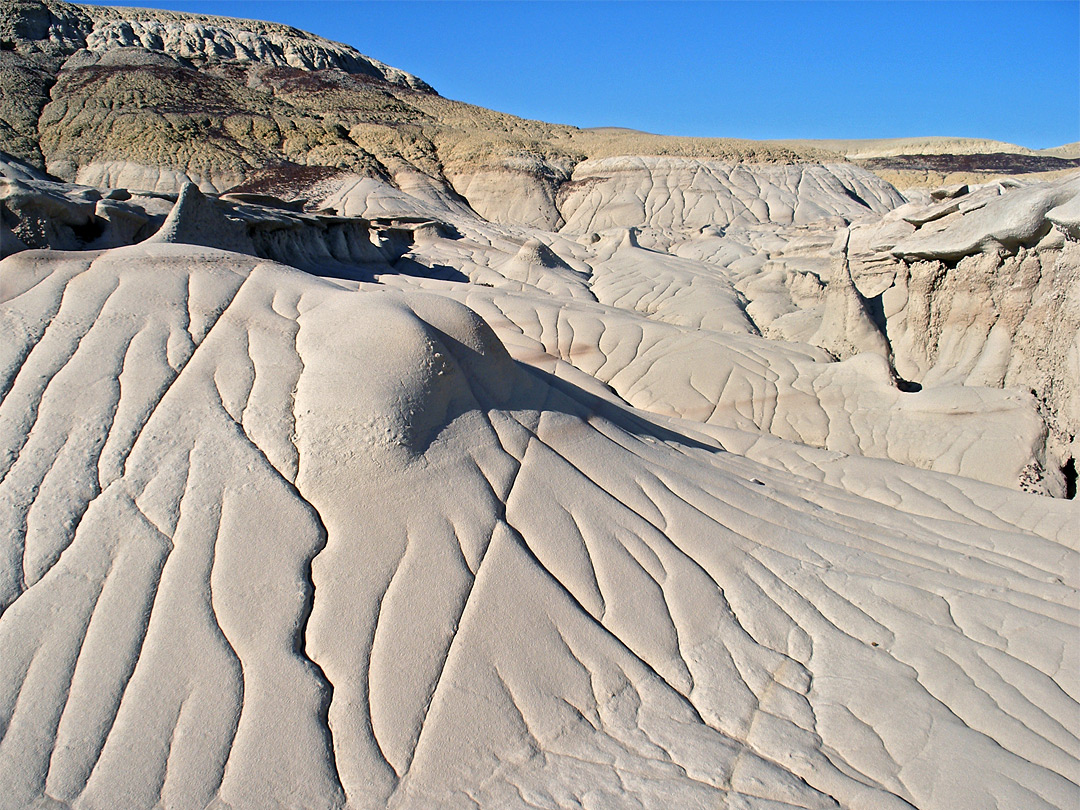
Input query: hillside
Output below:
<box><xmin>1</xmin><ymin>0</ymin><xmax>832</xmax><ymax>212</ymax></box>
<box><xmin>4</xmin><ymin>0</ymin><xmax>1070</xmax><ymax>201</ymax></box>
<box><xmin>1</xmin><ymin>3</ymin><xmax>1078</xmax><ymax>810</ymax></box>
<box><xmin>769</xmin><ymin>137</ymin><xmax>1080</xmax><ymax>188</ymax></box>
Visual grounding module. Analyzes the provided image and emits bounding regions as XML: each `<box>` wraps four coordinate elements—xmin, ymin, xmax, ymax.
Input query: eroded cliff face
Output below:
<box><xmin>0</xmin><ymin>0</ymin><xmax>435</xmax><ymax>185</ymax></box>
<box><xmin>877</xmin><ymin>177</ymin><xmax>1080</xmax><ymax>494</ymax></box>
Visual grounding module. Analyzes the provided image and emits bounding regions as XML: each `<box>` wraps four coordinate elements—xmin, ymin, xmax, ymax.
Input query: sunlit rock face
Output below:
<box><xmin>1</xmin><ymin>4</ymin><xmax>1078</xmax><ymax>810</ymax></box>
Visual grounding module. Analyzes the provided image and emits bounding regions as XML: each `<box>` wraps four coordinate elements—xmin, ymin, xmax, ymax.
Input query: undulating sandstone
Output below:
<box><xmin>1</xmin><ymin>3</ymin><xmax>1077</xmax><ymax>810</ymax></box>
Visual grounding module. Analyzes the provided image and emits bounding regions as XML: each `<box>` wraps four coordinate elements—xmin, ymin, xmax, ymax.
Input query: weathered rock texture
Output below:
<box><xmin>3</xmin><ymin>233</ymin><xmax>1077</xmax><ymax>810</ymax></box>
<box><xmin>1</xmin><ymin>5</ymin><xmax>1078</xmax><ymax>810</ymax></box>
<box><xmin>872</xmin><ymin>175</ymin><xmax>1080</xmax><ymax>493</ymax></box>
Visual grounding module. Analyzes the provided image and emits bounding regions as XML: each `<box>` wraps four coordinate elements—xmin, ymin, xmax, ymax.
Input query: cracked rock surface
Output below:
<box><xmin>0</xmin><ymin>3</ymin><xmax>1078</xmax><ymax>810</ymax></box>
<box><xmin>3</xmin><ymin>152</ymin><xmax>1078</xmax><ymax>810</ymax></box>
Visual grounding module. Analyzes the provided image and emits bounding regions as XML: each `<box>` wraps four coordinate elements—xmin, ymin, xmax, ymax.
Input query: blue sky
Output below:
<box><xmin>82</xmin><ymin>1</ymin><xmax>1079</xmax><ymax>149</ymax></box>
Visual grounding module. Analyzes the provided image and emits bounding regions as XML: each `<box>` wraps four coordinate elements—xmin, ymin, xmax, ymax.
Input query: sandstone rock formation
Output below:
<box><xmin>3</xmin><ymin>234</ymin><xmax>1077</xmax><ymax>810</ymax></box>
<box><xmin>1</xmin><ymin>4</ymin><xmax>1078</xmax><ymax>810</ymax></box>
<box><xmin>809</xmin><ymin>230</ymin><xmax>892</xmax><ymax>362</ymax></box>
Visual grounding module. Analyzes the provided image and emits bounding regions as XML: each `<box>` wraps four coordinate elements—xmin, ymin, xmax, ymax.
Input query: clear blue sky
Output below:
<box><xmin>82</xmin><ymin>1</ymin><xmax>1079</xmax><ymax>149</ymax></box>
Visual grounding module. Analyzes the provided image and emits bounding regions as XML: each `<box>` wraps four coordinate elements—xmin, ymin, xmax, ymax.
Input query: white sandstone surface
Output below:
<box><xmin>1</xmin><ymin>148</ymin><xmax>1078</xmax><ymax>810</ymax></box>
<box><xmin>557</xmin><ymin>157</ymin><xmax>905</xmax><ymax>234</ymax></box>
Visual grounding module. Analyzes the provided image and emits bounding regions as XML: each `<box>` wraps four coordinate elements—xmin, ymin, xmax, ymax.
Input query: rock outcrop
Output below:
<box><xmin>1</xmin><ymin>0</ymin><xmax>430</xmax><ymax>87</ymax></box>
<box><xmin>875</xmin><ymin>178</ymin><xmax>1080</xmax><ymax>492</ymax></box>
<box><xmin>147</xmin><ymin>182</ymin><xmax>255</xmax><ymax>252</ymax></box>
<box><xmin>890</xmin><ymin>175</ymin><xmax>1080</xmax><ymax>260</ymax></box>
<box><xmin>557</xmin><ymin>157</ymin><xmax>904</xmax><ymax>234</ymax></box>
<box><xmin>810</xmin><ymin>229</ymin><xmax>893</xmax><ymax>361</ymax></box>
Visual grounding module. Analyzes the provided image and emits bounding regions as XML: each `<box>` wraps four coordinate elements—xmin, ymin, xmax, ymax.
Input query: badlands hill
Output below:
<box><xmin>768</xmin><ymin>138</ymin><xmax>1080</xmax><ymax>189</ymax></box>
<box><xmin>1</xmin><ymin>3</ymin><xmax>1078</xmax><ymax>810</ymax></box>
<box><xmin>2</xmin><ymin>0</ymin><xmax>1071</xmax><ymax>202</ymax></box>
<box><xmin>0</xmin><ymin>0</ymin><xmax>834</xmax><ymax>226</ymax></box>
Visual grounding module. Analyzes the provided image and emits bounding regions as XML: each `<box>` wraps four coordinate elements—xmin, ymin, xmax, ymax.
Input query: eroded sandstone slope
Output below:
<box><xmin>2</xmin><ymin>236</ymin><xmax>1077</xmax><ymax>810</ymax></box>
<box><xmin>1</xmin><ymin>4</ymin><xmax>1078</xmax><ymax>810</ymax></box>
